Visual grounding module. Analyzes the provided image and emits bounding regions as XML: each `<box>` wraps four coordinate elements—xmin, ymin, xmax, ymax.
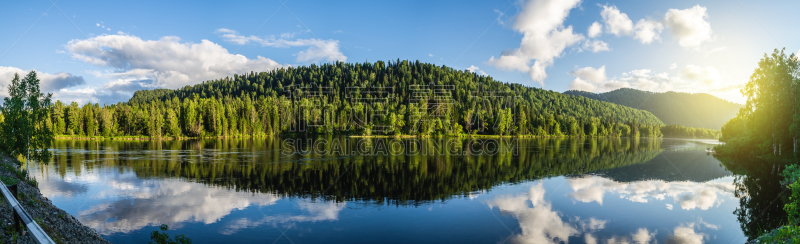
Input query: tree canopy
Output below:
<box><xmin>55</xmin><ymin>60</ymin><xmax>667</xmax><ymax>138</ymax></box>
<box><xmin>715</xmin><ymin>48</ymin><xmax>800</xmax><ymax>157</ymax></box>
<box><xmin>0</xmin><ymin>71</ymin><xmax>54</xmax><ymax>164</ymax></box>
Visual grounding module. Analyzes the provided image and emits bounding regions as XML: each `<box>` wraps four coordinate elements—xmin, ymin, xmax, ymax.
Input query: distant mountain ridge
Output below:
<box><xmin>564</xmin><ymin>88</ymin><xmax>742</xmax><ymax>130</ymax></box>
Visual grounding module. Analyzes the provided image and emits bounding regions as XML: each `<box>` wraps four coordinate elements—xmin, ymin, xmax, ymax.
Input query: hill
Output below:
<box><xmin>564</xmin><ymin>88</ymin><xmax>742</xmax><ymax>130</ymax></box>
<box><xmin>48</xmin><ymin>60</ymin><xmax>665</xmax><ymax>138</ymax></box>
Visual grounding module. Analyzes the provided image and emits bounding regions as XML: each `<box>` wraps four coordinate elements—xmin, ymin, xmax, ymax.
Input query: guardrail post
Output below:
<box><xmin>7</xmin><ymin>184</ymin><xmax>21</xmax><ymax>235</ymax></box>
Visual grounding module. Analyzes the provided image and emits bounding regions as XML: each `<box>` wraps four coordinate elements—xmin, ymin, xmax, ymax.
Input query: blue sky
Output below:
<box><xmin>1</xmin><ymin>0</ymin><xmax>797</xmax><ymax>104</ymax></box>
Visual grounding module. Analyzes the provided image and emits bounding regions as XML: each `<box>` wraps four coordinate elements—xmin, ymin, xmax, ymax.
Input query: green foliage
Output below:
<box><xmin>565</xmin><ymin>87</ymin><xmax>742</xmax><ymax>130</ymax></box>
<box><xmin>660</xmin><ymin>124</ymin><xmax>721</xmax><ymax>139</ymax></box>
<box><xmin>782</xmin><ymin>164</ymin><xmax>800</xmax><ymax>186</ymax></box>
<box><xmin>784</xmin><ymin>165</ymin><xmax>800</xmax><ymax>226</ymax></box>
<box><xmin>83</xmin><ymin>60</ymin><xmax>662</xmax><ymax>138</ymax></box>
<box><xmin>716</xmin><ymin>49</ymin><xmax>800</xmax><ymax>157</ymax></box>
<box><xmin>786</xmin><ymin>181</ymin><xmax>800</xmax><ymax>225</ymax></box>
<box><xmin>150</xmin><ymin>224</ymin><xmax>192</xmax><ymax>244</ymax></box>
<box><xmin>755</xmin><ymin>225</ymin><xmax>800</xmax><ymax>243</ymax></box>
<box><xmin>1</xmin><ymin>73</ymin><xmax>27</xmax><ymax>156</ymax></box>
<box><xmin>0</xmin><ymin>175</ymin><xmax>18</xmax><ymax>185</ymax></box>
<box><xmin>0</xmin><ymin>162</ymin><xmax>37</xmax><ymax>187</ymax></box>
<box><xmin>0</xmin><ymin>71</ymin><xmax>54</xmax><ymax>163</ymax></box>
<box><xmin>753</xmin><ymin>162</ymin><xmax>800</xmax><ymax>242</ymax></box>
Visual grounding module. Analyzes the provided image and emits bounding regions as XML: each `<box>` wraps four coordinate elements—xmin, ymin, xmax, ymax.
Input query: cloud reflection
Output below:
<box><xmin>666</xmin><ymin>223</ymin><xmax>706</xmax><ymax>244</ymax></box>
<box><xmin>488</xmin><ymin>183</ymin><xmax>714</xmax><ymax>244</ymax></box>
<box><xmin>219</xmin><ymin>201</ymin><xmax>346</xmax><ymax>235</ymax></box>
<box><xmin>487</xmin><ymin>183</ymin><xmax>579</xmax><ymax>244</ymax></box>
<box><xmin>76</xmin><ymin>178</ymin><xmax>281</xmax><ymax>234</ymax></box>
<box><xmin>568</xmin><ymin>176</ymin><xmax>734</xmax><ymax>210</ymax></box>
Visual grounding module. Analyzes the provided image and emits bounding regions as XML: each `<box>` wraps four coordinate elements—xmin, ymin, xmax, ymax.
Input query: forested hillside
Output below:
<box><xmin>45</xmin><ymin>60</ymin><xmax>667</xmax><ymax>138</ymax></box>
<box><xmin>565</xmin><ymin>88</ymin><xmax>742</xmax><ymax>130</ymax></box>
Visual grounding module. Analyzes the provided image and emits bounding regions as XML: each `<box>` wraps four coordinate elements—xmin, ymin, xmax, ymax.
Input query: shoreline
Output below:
<box><xmin>55</xmin><ymin>135</ymin><xmax>719</xmax><ymax>141</ymax></box>
<box><xmin>0</xmin><ymin>154</ymin><xmax>109</xmax><ymax>243</ymax></box>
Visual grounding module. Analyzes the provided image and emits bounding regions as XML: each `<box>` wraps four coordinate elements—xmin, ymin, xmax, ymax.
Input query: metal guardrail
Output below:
<box><xmin>0</xmin><ymin>183</ymin><xmax>55</xmax><ymax>244</ymax></box>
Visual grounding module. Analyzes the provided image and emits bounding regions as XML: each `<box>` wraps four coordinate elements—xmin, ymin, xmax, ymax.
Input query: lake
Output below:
<box><xmin>30</xmin><ymin>137</ymin><xmax>787</xmax><ymax>243</ymax></box>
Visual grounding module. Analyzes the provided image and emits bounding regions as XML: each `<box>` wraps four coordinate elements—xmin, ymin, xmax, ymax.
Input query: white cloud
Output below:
<box><xmin>219</xmin><ymin>200</ymin><xmax>346</xmax><ymax>235</ymax></box>
<box><xmin>601</xmin><ymin>5</ymin><xmax>633</xmax><ymax>36</ymax></box>
<box><xmin>667</xmin><ymin>223</ymin><xmax>706</xmax><ymax>244</ymax></box>
<box><xmin>0</xmin><ymin>66</ymin><xmax>85</xmax><ymax>98</ymax></box>
<box><xmin>587</xmin><ymin>21</ymin><xmax>603</xmax><ymax>38</ymax></box>
<box><xmin>594</xmin><ymin>5</ymin><xmax>716</xmax><ymax>48</ymax></box>
<box><xmin>571</xmin><ymin>66</ymin><xmax>607</xmax><ymax>83</ymax></box>
<box><xmin>669</xmin><ymin>63</ymin><xmax>677</xmax><ymax>69</ymax></box>
<box><xmin>585</xmin><ymin>234</ymin><xmax>597</xmax><ymax>244</ymax></box>
<box><xmin>466</xmin><ymin>65</ymin><xmax>488</xmax><ymax>76</ymax></box>
<box><xmin>487</xmin><ymin>0</ymin><xmax>584</xmax><ymax>86</ymax></box>
<box><xmin>588</xmin><ymin>228</ymin><xmax>656</xmax><ymax>244</ymax></box>
<box><xmin>487</xmin><ymin>183</ymin><xmax>674</xmax><ymax>244</ymax></box>
<box><xmin>631</xmin><ymin>228</ymin><xmax>655</xmax><ymax>244</ymax></box>
<box><xmin>429</xmin><ymin>53</ymin><xmax>433</xmax><ymax>57</ymax></box>
<box><xmin>666</xmin><ymin>203</ymin><xmax>674</xmax><ymax>210</ymax></box>
<box><xmin>215</xmin><ymin>28</ymin><xmax>346</xmax><ymax>63</ymax></box>
<box><xmin>63</xmin><ymin>177</ymin><xmax>282</xmax><ymax>235</ymax></box>
<box><xmin>65</xmin><ymin>33</ymin><xmax>285</xmax><ymax>102</ymax></box>
<box><xmin>578</xmin><ymin>218</ymin><xmax>607</xmax><ymax>231</ymax></box>
<box><xmin>665</xmin><ymin>5</ymin><xmax>713</xmax><ymax>49</ymax></box>
<box><xmin>698</xmin><ymin>218</ymin><xmax>719</xmax><ymax>230</ymax></box>
<box><xmin>681</xmin><ymin>65</ymin><xmax>721</xmax><ymax>85</ymax></box>
<box><xmin>568</xmin><ymin>65</ymin><xmax>628</xmax><ymax>92</ymax></box>
<box><xmin>633</xmin><ymin>19</ymin><xmax>664</xmax><ymax>44</ymax></box>
<box><xmin>583</xmin><ymin>40</ymin><xmax>610</xmax><ymax>53</ymax></box>
<box><xmin>567</xmin><ymin>175</ymin><xmax>735</xmax><ymax>211</ymax></box>
<box><xmin>488</xmin><ymin>183</ymin><xmax>701</xmax><ymax>244</ymax></box>
<box><xmin>567</xmin><ymin>64</ymin><xmax>744</xmax><ymax>103</ymax></box>
<box><xmin>487</xmin><ymin>184</ymin><xmax>580</xmax><ymax>244</ymax></box>
<box><xmin>495</xmin><ymin>9</ymin><xmax>506</xmax><ymax>26</ymax></box>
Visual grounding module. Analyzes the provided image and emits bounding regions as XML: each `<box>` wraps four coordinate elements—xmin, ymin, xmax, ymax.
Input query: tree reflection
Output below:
<box><xmin>44</xmin><ymin>137</ymin><xmax>662</xmax><ymax>205</ymax></box>
<box><xmin>716</xmin><ymin>155</ymin><xmax>789</xmax><ymax>241</ymax></box>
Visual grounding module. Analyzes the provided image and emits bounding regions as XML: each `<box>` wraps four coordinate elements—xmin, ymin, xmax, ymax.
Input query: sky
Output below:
<box><xmin>1</xmin><ymin>0</ymin><xmax>798</xmax><ymax>105</ymax></box>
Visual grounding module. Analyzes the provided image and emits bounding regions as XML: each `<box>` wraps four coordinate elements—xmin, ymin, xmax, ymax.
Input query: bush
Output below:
<box><xmin>782</xmin><ymin>164</ymin><xmax>800</xmax><ymax>186</ymax></box>
<box><xmin>786</xmin><ymin>180</ymin><xmax>800</xmax><ymax>226</ymax></box>
<box><xmin>150</xmin><ymin>225</ymin><xmax>191</xmax><ymax>244</ymax></box>
<box><xmin>756</xmin><ymin>164</ymin><xmax>800</xmax><ymax>242</ymax></box>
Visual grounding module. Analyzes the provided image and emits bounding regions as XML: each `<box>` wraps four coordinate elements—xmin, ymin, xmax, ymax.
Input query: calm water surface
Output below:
<box><xmin>30</xmin><ymin>137</ymin><xmax>786</xmax><ymax>243</ymax></box>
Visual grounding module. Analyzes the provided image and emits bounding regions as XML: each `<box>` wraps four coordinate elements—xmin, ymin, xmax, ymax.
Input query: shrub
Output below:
<box><xmin>782</xmin><ymin>164</ymin><xmax>800</xmax><ymax>186</ymax></box>
<box><xmin>150</xmin><ymin>224</ymin><xmax>191</xmax><ymax>244</ymax></box>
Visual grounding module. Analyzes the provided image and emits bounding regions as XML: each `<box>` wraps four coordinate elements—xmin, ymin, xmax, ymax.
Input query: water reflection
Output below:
<box><xmin>715</xmin><ymin>156</ymin><xmax>790</xmax><ymax>241</ymax></box>
<box><xmin>29</xmin><ymin>137</ymin><xmax>769</xmax><ymax>243</ymax></box>
<box><xmin>487</xmin><ymin>183</ymin><xmax>579</xmax><ymax>243</ymax></box>
<box><xmin>42</xmin><ymin>137</ymin><xmax>663</xmax><ymax>204</ymax></box>
<box><xmin>219</xmin><ymin>201</ymin><xmax>346</xmax><ymax>235</ymax></box>
<box><xmin>567</xmin><ymin>176</ymin><xmax>735</xmax><ymax>210</ymax></box>
<box><xmin>76</xmin><ymin>179</ymin><xmax>281</xmax><ymax>234</ymax></box>
<box><xmin>486</xmin><ymin>183</ymin><xmax>715</xmax><ymax>244</ymax></box>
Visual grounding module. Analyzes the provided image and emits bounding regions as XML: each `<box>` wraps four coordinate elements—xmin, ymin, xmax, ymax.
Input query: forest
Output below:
<box><xmin>713</xmin><ymin>48</ymin><xmax>800</xmax><ymax>242</ymax></box>
<box><xmin>2</xmin><ymin>60</ymin><xmax>720</xmax><ymax>139</ymax></box>
<box><xmin>715</xmin><ymin>49</ymin><xmax>800</xmax><ymax>157</ymax></box>
<box><xmin>565</xmin><ymin>88</ymin><xmax>742</xmax><ymax>130</ymax></box>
